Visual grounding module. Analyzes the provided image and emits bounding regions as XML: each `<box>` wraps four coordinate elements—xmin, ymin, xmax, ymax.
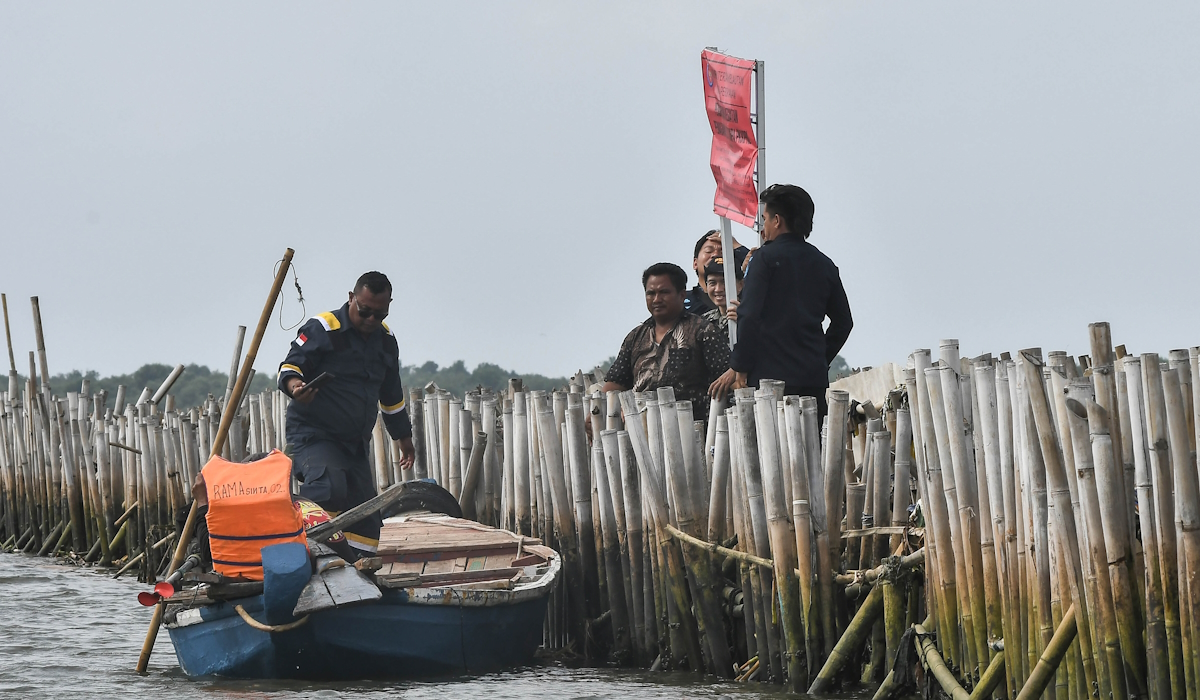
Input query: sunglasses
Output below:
<box><xmin>354</xmin><ymin>299</ymin><xmax>388</xmax><ymax>321</ymax></box>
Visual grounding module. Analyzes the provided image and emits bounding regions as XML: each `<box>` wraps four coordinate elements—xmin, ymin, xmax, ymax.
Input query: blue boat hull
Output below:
<box><xmin>167</xmin><ymin>589</ymin><xmax>549</xmax><ymax>679</ymax></box>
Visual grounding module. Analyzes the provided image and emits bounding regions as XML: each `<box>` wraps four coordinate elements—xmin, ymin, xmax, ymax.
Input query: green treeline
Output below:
<box><xmin>8</xmin><ymin>354</ymin><xmax>849</xmax><ymax>409</ymax></box>
<box><xmin>399</xmin><ymin>360</ymin><xmax>582</xmax><ymax>397</ymax></box>
<box><xmin>13</xmin><ymin>364</ymin><xmax>275</xmax><ymax>409</ymax></box>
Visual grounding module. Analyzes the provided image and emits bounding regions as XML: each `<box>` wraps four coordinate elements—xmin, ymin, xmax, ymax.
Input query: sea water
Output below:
<box><xmin>0</xmin><ymin>554</ymin><xmax>872</xmax><ymax>699</ymax></box>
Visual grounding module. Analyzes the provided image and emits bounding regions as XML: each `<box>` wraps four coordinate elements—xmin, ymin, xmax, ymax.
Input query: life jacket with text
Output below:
<box><xmin>202</xmin><ymin>450</ymin><xmax>307</xmax><ymax>580</ymax></box>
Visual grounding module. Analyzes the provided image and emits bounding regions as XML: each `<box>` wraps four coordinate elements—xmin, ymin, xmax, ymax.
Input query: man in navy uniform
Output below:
<box><xmin>279</xmin><ymin>271</ymin><xmax>415</xmax><ymax>557</ymax></box>
<box><xmin>709</xmin><ymin>184</ymin><xmax>853</xmax><ymax>419</ymax></box>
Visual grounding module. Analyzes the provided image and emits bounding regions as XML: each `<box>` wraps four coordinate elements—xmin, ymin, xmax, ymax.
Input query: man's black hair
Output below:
<box><xmin>760</xmin><ymin>184</ymin><xmax>815</xmax><ymax>239</ymax></box>
<box><xmin>642</xmin><ymin>262</ymin><xmax>688</xmax><ymax>293</ymax></box>
<box><xmin>355</xmin><ymin>271</ymin><xmax>392</xmax><ymax>295</ymax></box>
<box><xmin>693</xmin><ymin>229</ymin><xmax>721</xmax><ymax>259</ymax></box>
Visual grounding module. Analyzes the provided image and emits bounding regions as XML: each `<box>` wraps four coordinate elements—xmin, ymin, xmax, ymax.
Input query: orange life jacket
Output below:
<box><xmin>202</xmin><ymin>450</ymin><xmax>306</xmax><ymax>580</ymax></box>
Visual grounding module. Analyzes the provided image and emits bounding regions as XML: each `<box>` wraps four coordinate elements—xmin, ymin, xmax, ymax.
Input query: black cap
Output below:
<box><xmin>703</xmin><ymin>255</ymin><xmax>744</xmax><ymax>281</ymax></box>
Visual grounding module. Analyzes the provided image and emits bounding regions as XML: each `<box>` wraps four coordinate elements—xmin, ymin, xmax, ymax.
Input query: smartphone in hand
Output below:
<box><xmin>304</xmin><ymin>372</ymin><xmax>334</xmax><ymax>391</ymax></box>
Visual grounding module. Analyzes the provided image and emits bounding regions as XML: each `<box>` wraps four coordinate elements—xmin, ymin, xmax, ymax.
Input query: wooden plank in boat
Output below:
<box><xmin>421</xmin><ymin>558</ymin><xmax>457</xmax><ymax>575</ymax></box>
<box><xmin>522</xmin><ymin>544</ymin><xmax>557</xmax><ymax>561</ymax></box>
<box><xmin>511</xmin><ymin>553</ymin><xmax>547</xmax><ymax>567</ymax></box>
<box><xmin>377</xmin><ymin>516</ymin><xmax>541</xmax><ymax>558</ymax></box>
<box><xmin>415</xmin><ymin>567</ymin><xmax>521</xmax><ymax>586</ymax></box>
<box><xmin>324</xmin><ymin>565</ymin><xmax>382</xmax><ymax>607</ymax></box>
<box><xmin>376</xmin><ymin>566</ymin><xmax>523</xmax><ymax>589</ymax></box>
<box><xmin>383</xmin><ymin>547</ymin><xmax>521</xmax><ymax>564</ymax></box>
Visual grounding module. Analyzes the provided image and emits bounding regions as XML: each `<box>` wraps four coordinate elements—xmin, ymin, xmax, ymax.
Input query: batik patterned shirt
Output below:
<box><xmin>605</xmin><ymin>312</ymin><xmax>729</xmax><ymax>417</ymax></box>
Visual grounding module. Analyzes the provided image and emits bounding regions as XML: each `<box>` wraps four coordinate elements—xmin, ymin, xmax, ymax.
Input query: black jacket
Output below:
<box><xmin>278</xmin><ymin>303</ymin><xmax>412</xmax><ymax>446</ymax></box>
<box><xmin>683</xmin><ymin>285</ymin><xmax>716</xmax><ymax>315</ymax></box>
<box><xmin>729</xmin><ymin>233</ymin><xmax>852</xmax><ymax>388</ymax></box>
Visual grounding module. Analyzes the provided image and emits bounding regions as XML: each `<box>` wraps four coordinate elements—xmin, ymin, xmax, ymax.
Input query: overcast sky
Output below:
<box><xmin>2</xmin><ymin>2</ymin><xmax>1198</xmax><ymax>381</ymax></box>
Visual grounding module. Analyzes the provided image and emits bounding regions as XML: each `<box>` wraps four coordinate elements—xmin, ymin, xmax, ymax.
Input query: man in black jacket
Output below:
<box><xmin>279</xmin><ymin>271</ymin><xmax>415</xmax><ymax>557</ymax></box>
<box><xmin>709</xmin><ymin>184</ymin><xmax>852</xmax><ymax>418</ymax></box>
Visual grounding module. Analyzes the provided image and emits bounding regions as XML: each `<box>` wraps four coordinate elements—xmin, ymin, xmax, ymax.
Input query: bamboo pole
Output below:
<box><xmin>135</xmin><ymin>246</ymin><xmax>294</xmax><ymax>674</ymax></box>
<box><xmin>1142</xmin><ymin>353</ymin><xmax>1186</xmax><ymax>697</ymax></box>
<box><xmin>1019</xmin><ymin>350</ymin><xmax>1100</xmax><ymax>694</ymax></box>
<box><xmin>912</xmin><ymin>350</ymin><xmax>961</xmax><ymax>667</ymax></box>
<box><xmin>1122</xmin><ymin>356</ymin><xmax>1172</xmax><ymax>700</ymax></box>
<box><xmin>1016</xmin><ymin>603</ymin><xmax>1078</xmax><ymax>700</ymax></box>
<box><xmin>808</xmin><ymin>579</ymin><xmax>884</xmax><ymax>693</ymax></box>
<box><xmin>925</xmin><ymin>365</ymin><xmax>979</xmax><ymax>673</ymax></box>
<box><xmin>783</xmin><ymin>396</ymin><xmax>818</xmax><ymax>673</ymax></box>
<box><xmin>458</xmin><ymin>432</ymin><xmax>487</xmax><ymax>519</ymax></box>
<box><xmin>1162</xmin><ymin>365</ymin><xmax>1200</xmax><ymax>699</ymax></box>
<box><xmin>1062</xmin><ymin>379</ymin><xmax>1128</xmax><ymax>698</ymax></box>
<box><xmin>754</xmin><ymin>387</ymin><xmax>804</xmax><ymax>690</ymax></box>
<box><xmin>1084</xmin><ymin>397</ymin><xmax>1148</xmax><ymax>694</ymax></box>
<box><xmin>618</xmin><ymin>391</ymin><xmax>705</xmax><ymax>671</ymax></box>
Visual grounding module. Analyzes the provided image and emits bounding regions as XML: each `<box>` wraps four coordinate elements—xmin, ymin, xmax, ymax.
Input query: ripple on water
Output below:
<box><xmin>0</xmin><ymin>554</ymin><xmax>870</xmax><ymax>700</ymax></box>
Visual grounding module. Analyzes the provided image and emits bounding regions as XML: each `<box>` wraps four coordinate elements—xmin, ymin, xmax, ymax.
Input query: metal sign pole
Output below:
<box><xmin>719</xmin><ymin>215</ymin><xmax>738</xmax><ymax>348</ymax></box>
<box><xmin>754</xmin><ymin>60</ymin><xmax>766</xmax><ymax>244</ymax></box>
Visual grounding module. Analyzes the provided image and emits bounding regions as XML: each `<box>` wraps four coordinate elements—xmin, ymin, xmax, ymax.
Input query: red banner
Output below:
<box><xmin>702</xmin><ymin>50</ymin><xmax>759</xmax><ymax>228</ymax></box>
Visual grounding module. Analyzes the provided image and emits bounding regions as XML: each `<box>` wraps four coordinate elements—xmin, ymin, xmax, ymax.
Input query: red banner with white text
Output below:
<box><xmin>702</xmin><ymin>50</ymin><xmax>759</xmax><ymax>228</ymax></box>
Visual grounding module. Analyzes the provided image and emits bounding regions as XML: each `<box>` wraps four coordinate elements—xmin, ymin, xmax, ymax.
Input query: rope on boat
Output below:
<box><xmin>234</xmin><ymin>605</ymin><xmax>309</xmax><ymax>633</ymax></box>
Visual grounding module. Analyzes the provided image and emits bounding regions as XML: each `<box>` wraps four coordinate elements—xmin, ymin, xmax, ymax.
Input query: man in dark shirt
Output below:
<box><xmin>710</xmin><ymin>184</ymin><xmax>853</xmax><ymax>418</ymax></box>
<box><xmin>603</xmin><ymin>262</ymin><xmax>730</xmax><ymax>419</ymax></box>
<box><xmin>279</xmin><ymin>271</ymin><xmax>415</xmax><ymax>556</ymax></box>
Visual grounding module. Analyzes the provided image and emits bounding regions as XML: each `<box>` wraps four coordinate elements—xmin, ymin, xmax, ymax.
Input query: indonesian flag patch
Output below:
<box><xmin>296</xmin><ymin>333</ymin><xmax>308</xmax><ymax>347</ymax></box>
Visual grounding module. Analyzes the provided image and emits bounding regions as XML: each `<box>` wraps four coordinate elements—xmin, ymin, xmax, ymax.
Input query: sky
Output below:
<box><xmin>2</xmin><ymin>2</ymin><xmax>1198</xmax><ymax>381</ymax></box>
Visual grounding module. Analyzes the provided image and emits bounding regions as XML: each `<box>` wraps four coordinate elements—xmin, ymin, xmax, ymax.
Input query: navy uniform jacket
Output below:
<box><xmin>278</xmin><ymin>303</ymin><xmax>412</xmax><ymax>447</ymax></box>
<box><xmin>729</xmin><ymin>232</ymin><xmax>853</xmax><ymax>389</ymax></box>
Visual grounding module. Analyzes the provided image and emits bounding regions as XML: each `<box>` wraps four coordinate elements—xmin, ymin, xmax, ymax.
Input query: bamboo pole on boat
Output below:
<box><xmin>135</xmin><ymin>246</ymin><xmax>293</xmax><ymax>675</ymax></box>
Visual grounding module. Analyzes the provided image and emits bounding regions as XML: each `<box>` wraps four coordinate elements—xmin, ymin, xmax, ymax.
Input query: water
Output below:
<box><xmin>0</xmin><ymin>554</ymin><xmax>871</xmax><ymax>699</ymax></box>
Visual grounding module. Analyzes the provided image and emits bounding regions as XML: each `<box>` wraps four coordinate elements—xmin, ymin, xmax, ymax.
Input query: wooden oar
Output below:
<box><xmin>305</xmin><ymin>481</ymin><xmax>420</xmax><ymax>543</ymax></box>
<box><xmin>135</xmin><ymin>247</ymin><xmax>293</xmax><ymax>675</ymax></box>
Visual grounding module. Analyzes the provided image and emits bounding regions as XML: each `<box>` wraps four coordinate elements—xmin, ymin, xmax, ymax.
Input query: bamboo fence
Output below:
<box><xmin>5</xmin><ymin>303</ymin><xmax>1199</xmax><ymax>699</ymax></box>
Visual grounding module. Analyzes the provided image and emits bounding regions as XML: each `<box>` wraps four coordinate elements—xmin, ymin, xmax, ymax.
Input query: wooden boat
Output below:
<box><xmin>162</xmin><ymin>511</ymin><xmax>559</xmax><ymax>679</ymax></box>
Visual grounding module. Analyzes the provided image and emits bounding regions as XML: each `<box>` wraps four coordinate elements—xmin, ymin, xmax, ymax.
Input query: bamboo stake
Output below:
<box><xmin>1062</xmin><ymin>380</ymin><xmax>1128</xmax><ymax>698</ymax></box>
<box><xmin>1019</xmin><ymin>350</ymin><xmax>1100</xmax><ymax>694</ymax></box>
<box><xmin>912</xmin><ymin>350</ymin><xmax>961</xmax><ymax>667</ymax></box>
<box><xmin>925</xmin><ymin>365</ymin><xmax>979</xmax><ymax>673</ymax></box>
<box><xmin>1142</xmin><ymin>353</ymin><xmax>1186</xmax><ymax>697</ymax></box>
<box><xmin>1162</xmin><ymin>366</ymin><xmax>1200</xmax><ymax>699</ymax></box>
<box><xmin>754</xmin><ymin>387</ymin><xmax>804</xmax><ymax>690</ymax></box>
<box><xmin>1121</xmin><ymin>356</ymin><xmax>1172</xmax><ymax>700</ymax></box>
<box><xmin>1016</xmin><ymin>603</ymin><xmax>1078</xmax><ymax>700</ymax></box>
<box><xmin>135</xmin><ymin>246</ymin><xmax>293</xmax><ymax>674</ymax></box>
<box><xmin>808</xmin><ymin>580</ymin><xmax>884</xmax><ymax>693</ymax></box>
<box><xmin>1082</xmin><ymin>397</ymin><xmax>1148</xmax><ymax>694</ymax></box>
